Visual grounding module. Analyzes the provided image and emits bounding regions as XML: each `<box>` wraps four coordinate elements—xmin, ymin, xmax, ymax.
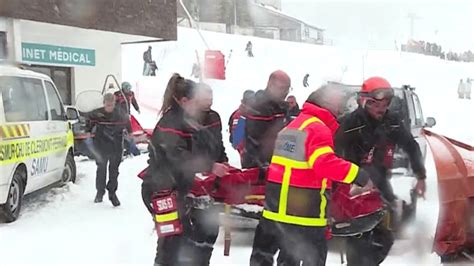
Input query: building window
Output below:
<box><xmin>0</xmin><ymin>32</ymin><xmax>7</xmax><ymax>59</ymax></box>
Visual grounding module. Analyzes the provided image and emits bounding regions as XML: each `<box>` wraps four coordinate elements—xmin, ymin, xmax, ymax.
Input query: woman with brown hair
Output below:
<box><xmin>141</xmin><ymin>73</ymin><xmax>228</xmax><ymax>265</ymax></box>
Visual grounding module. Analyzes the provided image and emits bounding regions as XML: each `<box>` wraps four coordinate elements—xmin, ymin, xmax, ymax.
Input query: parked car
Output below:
<box><xmin>0</xmin><ymin>65</ymin><xmax>76</xmax><ymax>222</ymax></box>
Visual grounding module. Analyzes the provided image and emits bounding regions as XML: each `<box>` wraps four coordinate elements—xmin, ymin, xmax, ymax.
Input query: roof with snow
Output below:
<box><xmin>254</xmin><ymin>3</ymin><xmax>324</xmax><ymax>31</ymax></box>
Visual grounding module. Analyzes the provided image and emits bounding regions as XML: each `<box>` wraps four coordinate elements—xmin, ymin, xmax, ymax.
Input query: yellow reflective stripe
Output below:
<box><xmin>262</xmin><ymin>210</ymin><xmax>327</xmax><ymax>226</ymax></box>
<box><xmin>278</xmin><ymin>166</ymin><xmax>291</xmax><ymax>214</ymax></box>
<box><xmin>9</xmin><ymin>126</ymin><xmax>18</xmax><ymax>138</ymax></box>
<box><xmin>23</xmin><ymin>125</ymin><xmax>30</xmax><ymax>136</ymax></box>
<box><xmin>0</xmin><ymin>134</ymin><xmax>69</xmax><ymax>166</ymax></box>
<box><xmin>343</xmin><ymin>163</ymin><xmax>359</xmax><ymax>183</ymax></box>
<box><xmin>308</xmin><ymin>146</ymin><xmax>333</xmax><ymax>168</ymax></box>
<box><xmin>154</xmin><ymin>211</ymin><xmax>178</xmax><ymax>222</ymax></box>
<box><xmin>17</xmin><ymin>125</ymin><xmax>25</xmax><ymax>136</ymax></box>
<box><xmin>245</xmin><ymin>195</ymin><xmax>265</xmax><ymax>200</ymax></box>
<box><xmin>2</xmin><ymin>126</ymin><xmax>11</xmax><ymax>138</ymax></box>
<box><xmin>298</xmin><ymin>117</ymin><xmax>322</xmax><ymax>130</ymax></box>
<box><xmin>319</xmin><ymin>178</ymin><xmax>327</xmax><ymax>219</ymax></box>
<box><xmin>67</xmin><ymin>129</ymin><xmax>74</xmax><ymax>146</ymax></box>
<box><xmin>271</xmin><ymin>155</ymin><xmax>309</xmax><ymax>169</ymax></box>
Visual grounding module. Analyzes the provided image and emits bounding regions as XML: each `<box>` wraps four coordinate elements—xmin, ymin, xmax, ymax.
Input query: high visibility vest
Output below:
<box><xmin>262</xmin><ymin>115</ymin><xmax>359</xmax><ymax>227</ymax></box>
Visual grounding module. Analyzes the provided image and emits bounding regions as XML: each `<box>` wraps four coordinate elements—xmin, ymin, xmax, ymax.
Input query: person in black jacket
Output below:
<box><xmin>141</xmin><ymin>74</ymin><xmax>229</xmax><ymax>266</ymax></box>
<box><xmin>88</xmin><ymin>93</ymin><xmax>129</xmax><ymax>206</ymax></box>
<box><xmin>114</xmin><ymin>81</ymin><xmax>141</xmax><ymax>156</ymax></box>
<box><xmin>114</xmin><ymin>82</ymin><xmax>140</xmax><ymax>114</ymax></box>
<box><xmin>335</xmin><ymin>77</ymin><xmax>426</xmax><ymax>266</ymax></box>
<box><xmin>194</xmin><ymin>83</ymin><xmax>228</xmax><ymax>164</ymax></box>
<box><xmin>242</xmin><ymin>70</ymin><xmax>291</xmax><ymax>168</ymax></box>
<box><xmin>188</xmin><ymin>83</ymin><xmax>229</xmax><ymax>265</ymax></box>
<box><xmin>286</xmin><ymin>95</ymin><xmax>300</xmax><ymax>121</ymax></box>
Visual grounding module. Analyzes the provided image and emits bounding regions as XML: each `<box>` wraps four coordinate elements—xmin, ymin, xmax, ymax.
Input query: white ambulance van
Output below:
<box><xmin>0</xmin><ymin>65</ymin><xmax>75</xmax><ymax>222</ymax></box>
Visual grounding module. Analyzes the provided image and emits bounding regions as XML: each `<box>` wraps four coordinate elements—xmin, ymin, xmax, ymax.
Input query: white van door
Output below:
<box><xmin>0</xmin><ymin>76</ymin><xmax>51</xmax><ymax>194</ymax></box>
<box><xmin>43</xmin><ymin>80</ymin><xmax>70</xmax><ymax>184</ymax></box>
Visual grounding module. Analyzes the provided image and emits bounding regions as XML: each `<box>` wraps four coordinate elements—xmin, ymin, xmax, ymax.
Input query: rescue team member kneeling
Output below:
<box><xmin>88</xmin><ymin>93</ymin><xmax>128</xmax><ymax>206</ymax></box>
<box><xmin>250</xmin><ymin>85</ymin><xmax>371</xmax><ymax>266</ymax></box>
<box><xmin>141</xmin><ymin>74</ymin><xmax>229</xmax><ymax>266</ymax></box>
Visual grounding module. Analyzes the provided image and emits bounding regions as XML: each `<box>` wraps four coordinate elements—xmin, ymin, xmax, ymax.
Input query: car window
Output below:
<box><xmin>406</xmin><ymin>92</ymin><xmax>417</xmax><ymax>127</ymax></box>
<box><xmin>44</xmin><ymin>81</ymin><xmax>66</xmax><ymax>121</ymax></box>
<box><xmin>0</xmin><ymin>76</ymin><xmax>48</xmax><ymax>122</ymax></box>
<box><xmin>412</xmin><ymin>93</ymin><xmax>424</xmax><ymax>126</ymax></box>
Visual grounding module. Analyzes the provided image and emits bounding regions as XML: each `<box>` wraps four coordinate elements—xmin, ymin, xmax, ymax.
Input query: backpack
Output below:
<box><xmin>232</xmin><ymin>115</ymin><xmax>246</xmax><ymax>152</ymax></box>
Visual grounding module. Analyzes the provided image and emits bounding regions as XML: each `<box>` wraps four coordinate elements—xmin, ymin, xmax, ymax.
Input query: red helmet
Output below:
<box><xmin>359</xmin><ymin>77</ymin><xmax>393</xmax><ymax>120</ymax></box>
<box><xmin>360</xmin><ymin>77</ymin><xmax>393</xmax><ymax>100</ymax></box>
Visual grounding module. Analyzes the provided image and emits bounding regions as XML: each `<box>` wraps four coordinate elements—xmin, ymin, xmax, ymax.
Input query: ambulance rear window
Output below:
<box><xmin>0</xmin><ymin>76</ymin><xmax>48</xmax><ymax>122</ymax></box>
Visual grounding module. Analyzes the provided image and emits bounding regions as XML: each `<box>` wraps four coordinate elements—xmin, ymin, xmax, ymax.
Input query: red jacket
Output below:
<box><xmin>263</xmin><ymin>102</ymin><xmax>368</xmax><ymax>227</ymax></box>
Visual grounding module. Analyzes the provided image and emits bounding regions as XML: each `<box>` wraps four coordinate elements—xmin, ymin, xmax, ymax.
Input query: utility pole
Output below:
<box><xmin>406</xmin><ymin>13</ymin><xmax>421</xmax><ymax>40</ymax></box>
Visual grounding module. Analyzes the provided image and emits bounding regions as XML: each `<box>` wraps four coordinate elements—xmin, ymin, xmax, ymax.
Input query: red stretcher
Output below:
<box><xmin>189</xmin><ymin>167</ymin><xmax>384</xmax><ymax>223</ymax></box>
<box><xmin>130</xmin><ymin>114</ymin><xmax>153</xmax><ymax>144</ymax></box>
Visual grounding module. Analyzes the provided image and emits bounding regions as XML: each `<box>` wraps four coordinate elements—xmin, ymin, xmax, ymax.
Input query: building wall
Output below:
<box><xmin>0</xmin><ymin>0</ymin><xmax>177</xmax><ymax>40</ymax></box>
<box><xmin>233</xmin><ymin>26</ymin><xmax>255</xmax><ymax>36</ymax></box>
<box><xmin>2</xmin><ymin>18</ymin><xmax>123</xmax><ymax>103</ymax></box>
<box><xmin>199</xmin><ymin>22</ymin><xmax>227</xmax><ymax>33</ymax></box>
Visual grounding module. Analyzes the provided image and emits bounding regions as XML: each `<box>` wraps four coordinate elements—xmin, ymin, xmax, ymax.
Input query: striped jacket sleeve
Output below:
<box><xmin>306</xmin><ymin>125</ymin><xmax>369</xmax><ymax>186</ymax></box>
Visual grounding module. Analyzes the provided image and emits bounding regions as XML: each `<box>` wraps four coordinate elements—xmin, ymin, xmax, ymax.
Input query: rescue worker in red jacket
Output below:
<box><xmin>250</xmin><ymin>84</ymin><xmax>371</xmax><ymax>266</ymax></box>
<box><xmin>335</xmin><ymin>77</ymin><xmax>427</xmax><ymax>266</ymax></box>
<box><xmin>141</xmin><ymin>74</ymin><xmax>228</xmax><ymax>265</ymax></box>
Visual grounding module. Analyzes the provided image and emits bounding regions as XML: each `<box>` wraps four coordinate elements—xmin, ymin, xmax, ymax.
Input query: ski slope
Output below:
<box><xmin>0</xmin><ymin>27</ymin><xmax>473</xmax><ymax>265</ymax></box>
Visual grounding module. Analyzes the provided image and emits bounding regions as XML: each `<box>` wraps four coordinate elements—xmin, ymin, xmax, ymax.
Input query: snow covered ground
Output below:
<box><xmin>1</xmin><ymin>27</ymin><xmax>473</xmax><ymax>265</ymax></box>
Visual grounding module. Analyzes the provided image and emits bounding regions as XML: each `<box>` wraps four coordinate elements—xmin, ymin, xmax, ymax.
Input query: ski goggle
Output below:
<box><xmin>365</xmin><ymin>97</ymin><xmax>391</xmax><ymax>109</ymax></box>
<box><xmin>359</xmin><ymin>87</ymin><xmax>394</xmax><ymax>100</ymax></box>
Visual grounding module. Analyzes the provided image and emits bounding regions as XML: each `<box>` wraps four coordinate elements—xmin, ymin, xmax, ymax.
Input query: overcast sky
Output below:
<box><xmin>281</xmin><ymin>0</ymin><xmax>473</xmax><ymax>52</ymax></box>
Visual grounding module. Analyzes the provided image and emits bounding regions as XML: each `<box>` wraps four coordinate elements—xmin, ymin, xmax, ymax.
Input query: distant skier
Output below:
<box><xmin>465</xmin><ymin>78</ymin><xmax>471</xmax><ymax>99</ymax></box>
<box><xmin>143</xmin><ymin>46</ymin><xmax>153</xmax><ymax>76</ymax></box>
<box><xmin>245</xmin><ymin>41</ymin><xmax>254</xmax><ymax>57</ymax></box>
<box><xmin>303</xmin><ymin>73</ymin><xmax>310</xmax><ymax>87</ymax></box>
<box><xmin>191</xmin><ymin>62</ymin><xmax>201</xmax><ymax>79</ymax></box>
<box><xmin>458</xmin><ymin>79</ymin><xmax>465</xmax><ymax>99</ymax></box>
<box><xmin>149</xmin><ymin>60</ymin><xmax>158</xmax><ymax>76</ymax></box>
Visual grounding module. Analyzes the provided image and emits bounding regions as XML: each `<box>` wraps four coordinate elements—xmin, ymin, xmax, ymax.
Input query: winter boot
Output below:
<box><xmin>94</xmin><ymin>192</ymin><xmax>104</xmax><ymax>203</ymax></box>
<box><xmin>109</xmin><ymin>192</ymin><xmax>121</xmax><ymax>207</ymax></box>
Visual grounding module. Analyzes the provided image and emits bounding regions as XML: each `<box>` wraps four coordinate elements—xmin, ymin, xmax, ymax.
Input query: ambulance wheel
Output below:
<box><xmin>0</xmin><ymin>168</ymin><xmax>26</xmax><ymax>223</ymax></box>
<box><xmin>62</xmin><ymin>153</ymin><xmax>76</xmax><ymax>184</ymax></box>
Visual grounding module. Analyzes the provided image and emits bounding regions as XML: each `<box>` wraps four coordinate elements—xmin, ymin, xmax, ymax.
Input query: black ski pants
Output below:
<box><xmin>250</xmin><ymin>217</ymin><xmax>328</xmax><ymax>266</ymax></box>
<box><xmin>142</xmin><ymin>187</ymin><xmax>218</xmax><ymax>266</ymax></box>
<box><xmin>346</xmin><ymin>224</ymin><xmax>394</xmax><ymax>266</ymax></box>
<box><xmin>95</xmin><ymin>148</ymin><xmax>122</xmax><ymax>195</ymax></box>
